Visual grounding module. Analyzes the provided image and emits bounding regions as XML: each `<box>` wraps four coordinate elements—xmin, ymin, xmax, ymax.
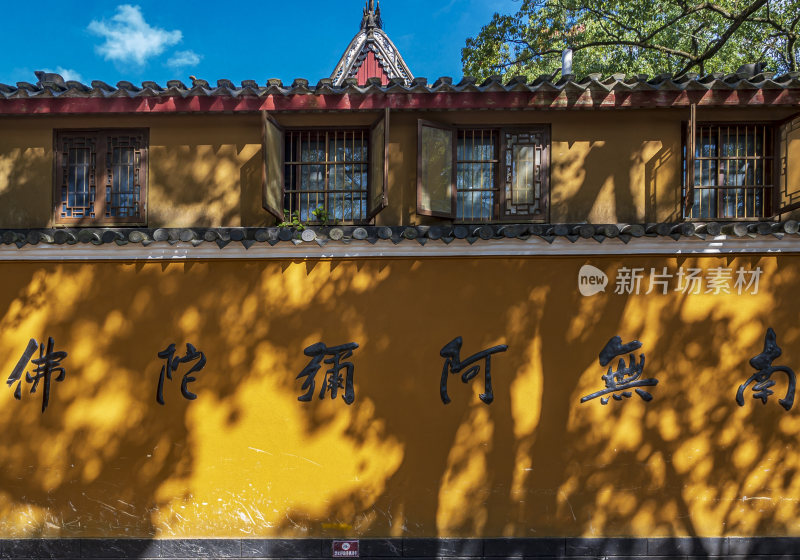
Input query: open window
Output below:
<box><xmin>417</xmin><ymin>120</ymin><xmax>549</xmax><ymax>221</ymax></box>
<box><xmin>683</xmin><ymin>106</ymin><xmax>790</xmax><ymax>220</ymax></box>
<box><xmin>775</xmin><ymin>113</ymin><xmax>800</xmax><ymax>216</ymax></box>
<box><xmin>261</xmin><ymin>109</ymin><xmax>389</xmax><ymax>224</ymax></box>
<box><xmin>262</xmin><ymin>111</ymin><xmax>285</xmax><ymax>221</ymax></box>
<box><xmin>368</xmin><ymin>108</ymin><xmax>389</xmax><ymax>220</ymax></box>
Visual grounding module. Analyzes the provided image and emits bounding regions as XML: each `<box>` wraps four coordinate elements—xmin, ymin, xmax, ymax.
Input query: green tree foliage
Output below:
<box><xmin>462</xmin><ymin>0</ymin><xmax>799</xmax><ymax>79</ymax></box>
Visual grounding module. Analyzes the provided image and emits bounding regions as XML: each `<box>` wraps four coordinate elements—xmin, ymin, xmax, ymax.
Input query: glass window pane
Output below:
<box><xmin>420</xmin><ymin>126</ymin><xmax>453</xmax><ymax>215</ymax></box>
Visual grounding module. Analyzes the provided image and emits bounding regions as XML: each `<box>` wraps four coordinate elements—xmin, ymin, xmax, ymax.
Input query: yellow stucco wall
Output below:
<box><xmin>1</xmin><ymin>255</ymin><xmax>799</xmax><ymax>538</ymax></box>
<box><xmin>0</xmin><ymin>115</ymin><xmax>263</xmax><ymax>229</ymax></box>
<box><xmin>1</xmin><ymin>108</ymin><xmax>797</xmax><ymax>228</ymax></box>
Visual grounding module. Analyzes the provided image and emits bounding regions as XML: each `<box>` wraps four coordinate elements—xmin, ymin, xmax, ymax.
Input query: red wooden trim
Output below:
<box><xmin>1</xmin><ymin>90</ymin><xmax>799</xmax><ymax>115</ymax></box>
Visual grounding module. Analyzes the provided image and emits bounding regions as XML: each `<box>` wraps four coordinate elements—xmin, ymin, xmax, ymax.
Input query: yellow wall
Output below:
<box><xmin>0</xmin><ymin>115</ymin><xmax>263</xmax><ymax>229</ymax></box>
<box><xmin>1</xmin><ymin>108</ymin><xmax>797</xmax><ymax>228</ymax></box>
<box><xmin>1</xmin><ymin>255</ymin><xmax>799</xmax><ymax>538</ymax></box>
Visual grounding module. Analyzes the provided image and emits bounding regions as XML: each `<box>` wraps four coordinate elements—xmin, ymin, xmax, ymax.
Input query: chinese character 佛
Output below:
<box><xmin>296</xmin><ymin>342</ymin><xmax>359</xmax><ymax>405</ymax></box>
<box><xmin>440</xmin><ymin>337</ymin><xmax>508</xmax><ymax>405</ymax></box>
<box><xmin>581</xmin><ymin>336</ymin><xmax>658</xmax><ymax>405</ymax></box>
<box><xmin>156</xmin><ymin>343</ymin><xmax>207</xmax><ymax>405</ymax></box>
<box><xmin>6</xmin><ymin>337</ymin><xmax>68</xmax><ymax>413</ymax></box>
<box><xmin>736</xmin><ymin>328</ymin><xmax>796</xmax><ymax>411</ymax></box>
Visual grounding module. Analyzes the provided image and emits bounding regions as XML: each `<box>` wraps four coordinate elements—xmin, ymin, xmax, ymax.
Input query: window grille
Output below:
<box><xmin>284</xmin><ymin>129</ymin><xmax>369</xmax><ymax>223</ymax></box>
<box><xmin>55</xmin><ymin>130</ymin><xmax>147</xmax><ymax>225</ymax></box>
<box><xmin>456</xmin><ymin>130</ymin><xmax>498</xmax><ymax>221</ymax></box>
<box><xmin>685</xmin><ymin>124</ymin><xmax>774</xmax><ymax>219</ymax></box>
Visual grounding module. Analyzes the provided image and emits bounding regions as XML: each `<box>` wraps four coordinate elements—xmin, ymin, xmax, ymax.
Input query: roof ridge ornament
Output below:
<box><xmin>361</xmin><ymin>0</ymin><xmax>382</xmax><ymax>30</ymax></box>
<box><xmin>330</xmin><ymin>1</ymin><xmax>414</xmax><ymax>86</ymax></box>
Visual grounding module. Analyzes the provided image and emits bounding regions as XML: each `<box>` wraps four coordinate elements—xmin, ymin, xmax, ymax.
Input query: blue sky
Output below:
<box><xmin>0</xmin><ymin>0</ymin><xmax>519</xmax><ymax>87</ymax></box>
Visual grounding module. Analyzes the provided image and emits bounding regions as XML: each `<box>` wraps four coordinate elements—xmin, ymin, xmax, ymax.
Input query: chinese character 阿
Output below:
<box><xmin>6</xmin><ymin>337</ymin><xmax>68</xmax><ymax>413</ymax></box>
<box><xmin>581</xmin><ymin>336</ymin><xmax>658</xmax><ymax>405</ymax></box>
<box><xmin>156</xmin><ymin>343</ymin><xmax>206</xmax><ymax>405</ymax></box>
<box><xmin>296</xmin><ymin>342</ymin><xmax>359</xmax><ymax>405</ymax></box>
<box><xmin>736</xmin><ymin>328</ymin><xmax>796</xmax><ymax>411</ymax></box>
<box><xmin>440</xmin><ymin>337</ymin><xmax>508</xmax><ymax>405</ymax></box>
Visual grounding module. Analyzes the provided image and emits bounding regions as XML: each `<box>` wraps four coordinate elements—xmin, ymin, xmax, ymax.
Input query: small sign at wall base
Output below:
<box><xmin>332</xmin><ymin>540</ymin><xmax>359</xmax><ymax>557</ymax></box>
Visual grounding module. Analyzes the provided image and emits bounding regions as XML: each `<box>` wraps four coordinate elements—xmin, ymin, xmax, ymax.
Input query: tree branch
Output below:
<box><xmin>676</xmin><ymin>0</ymin><xmax>770</xmax><ymax>75</ymax></box>
<box><xmin>500</xmin><ymin>39</ymin><xmax>696</xmax><ymax>69</ymax></box>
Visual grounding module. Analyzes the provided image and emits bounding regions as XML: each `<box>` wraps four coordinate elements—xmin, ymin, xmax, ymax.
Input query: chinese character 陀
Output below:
<box><xmin>736</xmin><ymin>327</ymin><xmax>796</xmax><ymax>411</ymax></box>
<box><xmin>156</xmin><ymin>343</ymin><xmax>207</xmax><ymax>405</ymax></box>
<box><xmin>6</xmin><ymin>337</ymin><xmax>68</xmax><ymax>413</ymax></box>
<box><xmin>581</xmin><ymin>336</ymin><xmax>658</xmax><ymax>405</ymax></box>
<box><xmin>440</xmin><ymin>337</ymin><xmax>508</xmax><ymax>405</ymax></box>
<box><xmin>296</xmin><ymin>342</ymin><xmax>359</xmax><ymax>405</ymax></box>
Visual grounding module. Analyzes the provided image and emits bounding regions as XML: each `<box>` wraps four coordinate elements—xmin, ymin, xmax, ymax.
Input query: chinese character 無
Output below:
<box><xmin>581</xmin><ymin>336</ymin><xmax>658</xmax><ymax>405</ymax></box>
<box><xmin>736</xmin><ymin>328</ymin><xmax>796</xmax><ymax>411</ymax></box>
<box><xmin>440</xmin><ymin>337</ymin><xmax>508</xmax><ymax>405</ymax></box>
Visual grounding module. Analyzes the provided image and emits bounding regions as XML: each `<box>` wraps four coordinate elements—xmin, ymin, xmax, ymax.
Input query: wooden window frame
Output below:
<box><xmin>682</xmin><ymin>114</ymin><xmax>780</xmax><ymax>221</ymax></box>
<box><xmin>455</xmin><ymin>129</ymin><xmax>501</xmax><ymax>221</ymax></box>
<box><xmin>775</xmin><ymin>112</ymin><xmax>800</xmax><ymax>216</ymax></box>
<box><xmin>53</xmin><ymin>129</ymin><xmax>148</xmax><ymax>226</ymax></box>
<box><xmin>417</xmin><ymin>121</ymin><xmax>550</xmax><ymax>223</ymax></box>
<box><xmin>283</xmin><ymin>127</ymin><xmax>371</xmax><ymax>224</ymax></box>
<box><xmin>263</xmin><ymin>109</ymin><xmax>388</xmax><ymax>225</ymax></box>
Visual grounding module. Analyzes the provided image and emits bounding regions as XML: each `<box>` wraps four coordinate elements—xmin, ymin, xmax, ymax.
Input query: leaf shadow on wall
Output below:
<box><xmin>0</xmin><ymin>254</ymin><xmax>799</xmax><ymax>556</ymax></box>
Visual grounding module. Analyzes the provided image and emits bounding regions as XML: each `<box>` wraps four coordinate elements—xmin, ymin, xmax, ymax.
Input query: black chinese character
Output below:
<box><xmin>440</xmin><ymin>337</ymin><xmax>508</xmax><ymax>405</ymax></box>
<box><xmin>736</xmin><ymin>327</ymin><xmax>796</xmax><ymax>411</ymax></box>
<box><xmin>296</xmin><ymin>342</ymin><xmax>359</xmax><ymax>405</ymax></box>
<box><xmin>6</xmin><ymin>337</ymin><xmax>68</xmax><ymax>413</ymax></box>
<box><xmin>581</xmin><ymin>336</ymin><xmax>658</xmax><ymax>405</ymax></box>
<box><xmin>156</xmin><ymin>343</ymin><xmax>206</xmax><ymax>405</ymax></box>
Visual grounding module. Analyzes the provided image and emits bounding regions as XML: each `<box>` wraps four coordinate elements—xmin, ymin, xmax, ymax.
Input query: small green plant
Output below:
<box><xmin>278</xmin><ymin>210</ymin><xmax>305</xmax><ymax>231</ymax></box>
<box><xmin>310</xmin><ymin>206</ymin><xmax>331</xmax><ymax>225</ymax></box>
<box><xmin>278</xmin><ymin>206</ymin><xmax>334</xmax><ymax>229</ymax></box>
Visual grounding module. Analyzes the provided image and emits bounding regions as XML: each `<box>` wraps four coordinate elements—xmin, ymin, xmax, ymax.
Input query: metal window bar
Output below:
<box><xmin>61</xmin><ymin>136</ymin><xmax>97</xmax><ymax>220</ymax></box>
<box><xmin>688</xmin><ymin>123</ymin><xmax>774</xmax><ymax>219</ymax></box>
<box><xmin>105</xmin><ymin>136</ymin><xmax>141</xmax><ymax>219</ymax></box>
<box><xmin>456</xmin><ymin>129</ymin><xmax>498</xmax><ymax>221</ymax></box>
<box><xmin>284</xmin><ymin>129</ymin><xmax>369</xmax><ymax>223</ymax></box>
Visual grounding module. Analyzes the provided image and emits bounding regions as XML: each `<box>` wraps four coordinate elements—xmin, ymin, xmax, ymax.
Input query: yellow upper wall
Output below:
<box><xmin>0</xmin><ymin>114</ymin><xmax>263</xmax><ymax>229</ymax></box>
<box><xmin>0</xmin><ymin>108</ymin><xmax>796</xmax><ymax>228</ymax></box>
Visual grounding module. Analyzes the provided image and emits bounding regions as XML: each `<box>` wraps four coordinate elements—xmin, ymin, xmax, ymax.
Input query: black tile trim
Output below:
<box><xmin>1</xmin><ymin>221</ymin><xmax>797</xmax><ymax>249</ymax></box>
<box><xmin>3</xmin><ymin>70</ymin><xmax>800</xmax><ymax>100</ymax></box>
<box><xmin>0</xmin><ymin>537</ymin><xmax>799</xmax><ymax>559</ymax></box>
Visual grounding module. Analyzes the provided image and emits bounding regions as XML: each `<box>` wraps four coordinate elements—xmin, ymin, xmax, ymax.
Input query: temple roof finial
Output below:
<box><xmin>361</xmin><ymin>0</ymin><xmax>382</xmax><ymax>30</ymax></box>
<box><xmin>332</xmin><ymin>0</ymin><xmax>413</xmax><ymax>86</ymax></box>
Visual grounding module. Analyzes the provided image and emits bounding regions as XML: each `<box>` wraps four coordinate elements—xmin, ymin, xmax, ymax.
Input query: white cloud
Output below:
<box><xmin>88</xmin><ymin>5</ymin><xmax>182</xmax><ymax>67</ymax></box>
<box><xmin>167</xmin><ymin>50</ymin><xmax>202</xmax><ymax>69</ymax></box>
<box><xmin>43</xmin><ymin>67</ymin><xmax>84</xmax><ymax>83</ymax></box>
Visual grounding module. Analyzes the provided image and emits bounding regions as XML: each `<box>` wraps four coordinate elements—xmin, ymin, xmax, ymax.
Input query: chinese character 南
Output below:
<box><xmin>296</xmin><ymin>342</ymin><xmax>359</xmax><ymax>405</ymax></box>
<box><xmin>6</xmin><ymin>337</ymin><xmax>68</xmax><ymax>413</ymax></box>
<box><xmin>156</xmin><ymin>343</ymin><xmax>207</xmax><ymax>405</ymax></box>
<box><xmin>581</xmin><ymin>336</ymin><xmax>658</xmax><ymax>405</ymax></box>
<box><xmin>440</xmin><ymin>337</ymin><xmax>508</xmax><ymax>405</ymax></box>
<box><xmin>736</xmin><ymin>328</ymin><xmax>796</xmax><ymax>411</ymax></box>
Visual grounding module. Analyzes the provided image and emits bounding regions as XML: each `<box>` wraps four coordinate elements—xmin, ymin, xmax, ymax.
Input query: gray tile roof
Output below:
<box><xmin>1</xmin><ymin>222</ymin><xmax>797</xmax><ymax>249</ymax></box>
<box><xmin>0</xmin><ymin>70</ymin><xmax>798</xmax><ymax>100</ymax></box>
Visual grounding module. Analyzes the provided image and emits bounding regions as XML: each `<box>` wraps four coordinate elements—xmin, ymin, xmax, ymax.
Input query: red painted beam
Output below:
<box><xmin>0</xmin><ymin>90</ymin><xmax>798</xmax><ymax>115</ymax></box>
